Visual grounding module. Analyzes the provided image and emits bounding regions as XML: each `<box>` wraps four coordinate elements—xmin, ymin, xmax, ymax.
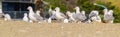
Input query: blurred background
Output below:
<box><xmin>43</xmin><ymin>0</ymin><xmax>120</xmax><ymax>23</ymax></box>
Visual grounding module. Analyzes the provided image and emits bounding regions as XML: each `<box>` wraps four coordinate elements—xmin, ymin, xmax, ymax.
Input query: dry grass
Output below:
<box><xmin>0</xmin><ymin>19</ymin><xmax>120</xmax><ymax>37</ymax></box>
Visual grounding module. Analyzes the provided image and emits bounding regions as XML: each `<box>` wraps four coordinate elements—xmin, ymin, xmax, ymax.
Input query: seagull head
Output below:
<box><xmin>55</xmin><ymin>7</ymin><xmax>60</xmax><ymax>12</ymax></box>
<box><xmin>108</xmin><ymin>10</ymin><xmax>113</xmax><ymax>15</ymax></box>
<box><xmin>74</xmin><ymin>6</ymin><xmax>80</xmax><ymax>11</ymax></box>
<box><xmin>36</xmin><ymin>10</ymin><xmax>41</xmax><ymax>13</ymax></box>
<box><xmin>36</xmin><ymin>10</ymin><xmax>41</xmax><ymax>16</ymax></box>
<box><xmin>66</xmin><ymin>11</ymin><xmax>72</xmax><ymax>16</ymax></box>
<box><xmin>24</xmin><ymin>13</ymin><xmax>28</xmax><ymax>16</ymax></box>
<box><xmin>81</xmin><ymin>11</ymin><xmax>85</xmax><ymax>15</ymax></box>
<box><xmin>74</xmin><ymin>6</ymin><xmax>80</xmax><ymax>13</ymax></box>
<box><xmin>27</xmin><ymin>6</ymin><xmax>33</xmax><ymax>10</ymax></box>
<box><xmin>66</xmin><ymin>11</ymin><xmax>71</xmax><ymax>14</ymax></box>
<box><xmin>103</xmin><ymin>8</ymin><xmax>108</xmax><ymax>14</ymax></box>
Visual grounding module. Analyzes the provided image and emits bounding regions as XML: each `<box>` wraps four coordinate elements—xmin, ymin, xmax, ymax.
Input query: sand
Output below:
<box><xmin>0</xmin><ymin>19</ymin><xmax>120</xmax><ymax>37</ymax></box>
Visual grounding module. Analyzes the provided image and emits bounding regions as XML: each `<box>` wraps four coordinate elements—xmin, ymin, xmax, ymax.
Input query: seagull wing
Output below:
<box><xmin>33</xmin><ymin>14</ymin><xmax>43</xmax><ymax>21</ymax></box>
<box><xmin>77</xmin><ymin>13</ymin><xmax>86</xmax><ymax>21</ymax></box>
<box><xmin>104</xmin><ymin>14</ymin><xmax>114</xmax><ymax>20</ymax></box>
<box><xmin>59</xmin><ymin>12</ymin><xmax>66</xmax><ymax>18</ymax></box>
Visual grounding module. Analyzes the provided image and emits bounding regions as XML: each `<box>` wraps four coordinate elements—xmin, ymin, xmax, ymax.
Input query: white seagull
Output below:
<box><xmin>27</xmin><ymin>6</ymin><xmax>43</xmax><ymax>23</ymax></box>
<box><xmin>89</xmin><ymin>10</ymin><xmax>101</xmax><ymax>22</ymax></box>
<box><xmin>103</xmin><ymin>9</ymin><xmax>114</xmax><ymax>23</ymax></box>
<box><xmin>66</xmin><ymin>11</ymin><xmax>76</xmax><ymax>22</ymax></box>
<box><xmin>55</xmin><ymin>7</ymin><xmax>66</xmax><ymax>20</ymax></box>
<box><xmin>48</xmin><ymin>7</ymin><xmax>67</xmax><ymax>23</ymax></box>
<box><xmin>47</xmin><ymin>10</ymin><xmax>56</xmax><ymax>23</ymax></box>
<box><xmin>55</xmin><ymin>7</ymin><xmax>67</xmax><ymax>22</ymax></box>
<box><xmin>4</xmin><ymin>14</ymin><xmax>11</xmax><ymax>21</ymax></box>
<box><xmin>23</xmin><ymin>13</ymin><xmax>29</xmax><ymax>22</ymax></box>
<box><xmin>74</xmin><ymin>7</ymin><xmax>87</xmax><ymax>23</ymax></box>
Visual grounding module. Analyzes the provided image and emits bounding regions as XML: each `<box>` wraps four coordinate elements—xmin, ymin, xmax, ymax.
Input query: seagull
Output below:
<box><xmin>54</xmin><ymin>7</ymin><xmax>67</xmax><ymax>22</ymax></box>
<box><xmin>89</xmin><ymin>10</ymin><xmax>101</xmax><ymax>22</ymax></box>
<box><xmin>23</xmin><ymin>13</ymin><xmax>29</xmax><ymax>22</ymax></box>
<box><xmin>47</xmin><ymin>11</ymin><xmax>55</xmax><ymax>23</ymax></box>
<box><xmin>74</xmin><ymin>7</ymin><xmax>87</xmax><ymax>23</ymax></box>
<box><xmin>48</xmin><ymin>7</ymin><xmax>67</xmax><ymax>23</ymax></box>
<box><xmin>66</xmin><ymin>11</ymin><xmax>76</xmax><ymax>22</ymax></box>
<box><xmin>80</xmin><ymin>11</ymin><xmax>87</xmax><ymax>21</ymax></box>
<box><xmin>27</xmin><ymin>6</ymin><xmax>44</xmax><ymax>23</ymax></box>
<box><xmin>4</xmin><ymin>14</ymin><xmax>11</xmax><ymax>21</ymax></box>
<box><xmin>103</xmin><ymin>9</ymin><xmax>114</xmax><ymax>23</ymax></box>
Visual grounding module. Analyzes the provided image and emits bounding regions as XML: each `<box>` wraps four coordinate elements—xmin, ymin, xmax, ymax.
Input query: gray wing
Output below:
<box><xmin>50</xmin><ymin>14</ymin><xmax>56</xmax><ymax>19</ymax></box>
<box><xmin>96</xmin><ymin>16</ymin><xmax>101</xmax><ymax>20</ymax></box>
<box><xmin>33</xmin><ymin>14</ymin><xmax>43</xmax><ymax>21</ymax></box>
<box><xmin>89</xmin><ymin>12</ymin><xmax>97</xmax><ymax>18</ymax></box>
<box><xmin>76</xmin><ymin>13</ymin><xmax>86</xmax><ymax>21</ymax></box>
<box><xmin>60</xmin><ymin>12</ymin><xmax>67</xmax><ymax>18</ymax></box>
<box><xmin>104</xmin><ymin>14</ymin><xmax>114</xmax><ymax>21</ymax></box>
<box><xmin>81</xmin><ymin>14</ymin><xmax>87</xmax><ymax>20</ymax></box>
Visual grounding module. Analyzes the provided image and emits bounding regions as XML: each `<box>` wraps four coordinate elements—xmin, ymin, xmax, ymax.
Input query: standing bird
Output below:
<box><xmin>4</xmin><ymin>14</ymin><xmax>11</xmax><ymax>21</ymax></box>
<box><xmin>23</xmin><ymin>13</ymin><xmax>29</xmax><ymax>22</ymax></box>
<box><xmin>66</xmin><ymin>11</ymin><xmax>76</xmax><ymax>22</ymax></box>
<box><xmin>74</xmin><ymin>7</ymin><xmax>87</xmax><ymax>23</ymax></box>
<box><xmin>54</xmin><ymin>7</ymin><xmax>67</xmax><ymax>22</ymax></box>
<box><xmin>48</xmin><ymin>7</ymin><xmax>67</xmax><ymax>23</ymax></box>
<box><xmin>81</xmin><ymin>11</ymin><xmax>87</xmax><ymax>22</ymax></box>
<box><xmin>47</xmin><ymin>10</ymin><xmax>56</xmax><ymax>23</ymax></box>
<box><xmin>27</xmin><ymin>6</ymin><xmax>43</xmax><ymax>23</ymax></box>
<box><xmin>103</xmin><ymin>9</ymin><xmax>114</xmax><ymax>23</ymax></box>
<box><xmin>89</xmin><ymin>10</ymin><xmax>101</xmax><ymax>22</ymax></box>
